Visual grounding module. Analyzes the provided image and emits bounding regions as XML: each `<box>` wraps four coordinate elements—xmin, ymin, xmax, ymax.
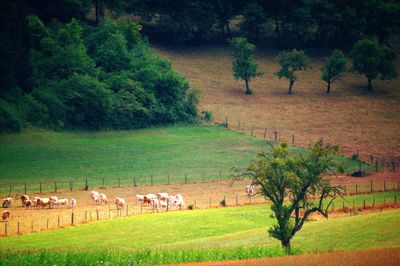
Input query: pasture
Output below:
<box><xmin>153</xmin><ymin>43</ymin><xmax>400</xmax><ymax>161</ymax></box>
<box><xmin>0</xmin><ymin>203</ymin><xmax>399</xmax><ymax>265</ymax></box>
<box><xmin>0</xmin><ymin>125</ymin><xmax>368</xmax><ymax>194</ymax></box>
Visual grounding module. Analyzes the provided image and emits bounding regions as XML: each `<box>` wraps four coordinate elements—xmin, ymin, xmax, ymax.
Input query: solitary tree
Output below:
<box><xmin>321</xmin><ymin>50</ymin><xmax>347</xmax><ymax>94</ymax></box>
<box><xmin>238</xmin><ymin>141</ymin><xmax>343</xmax><ymax>251</ymax></box>
<box><xmin>351</xmin><ymin>39</ymin><xmax>397</xmax><ymax>91</ymax></box>
<box><xmin>276</xmin><ymin>50</ymin><xmax>311</xmax><ymax>94</ymax></box>
<box><xmin>229</xmin><ymin>37</ymin><xmax>263</xmax><ymax>95</ymax></box>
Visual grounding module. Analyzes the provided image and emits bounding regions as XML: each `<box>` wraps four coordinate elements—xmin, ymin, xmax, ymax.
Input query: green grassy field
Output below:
<box><xmin>0</xmin><ymin>125</ymin><xmax>367</xmax><ymax>193</ymax></box>
<box><xmin>0</xmin><ymin>200</ymin><xmax>399</xmax><ymax>265</ymax></box>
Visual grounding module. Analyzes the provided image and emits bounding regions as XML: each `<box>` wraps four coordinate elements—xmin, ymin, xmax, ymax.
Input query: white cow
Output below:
<box><xmin>55</xmin><ymin>198</ymin><xmax>68</xmax><ymax>207</ymax></box>
<box><xmin>115</xmin><ymin>198</ymin><xmax>125</xmax><ymax>209</ymax></box>
<box><xmin>99</xmin><ymin>193</ymin><xmax>107</xmax><ymax>204</ymax></box>
<box><xmin>246</xmin><ymin>185</ymin><xmax>255</xmax><ymax>197</ymax></box>
<box><xmin>71</xmin><ymin>198</ymin><xmax>77</xmax><ymax>209</ymax></box>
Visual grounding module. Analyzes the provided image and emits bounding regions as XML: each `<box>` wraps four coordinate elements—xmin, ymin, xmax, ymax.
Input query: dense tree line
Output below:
<box><xmin>129</xmin><ymin>0</ymin><xmax>400</xmax><ymax>47</ymax></box>
<box><xmin>0</xmin><ymin>1</ymin><xmax>197</xmax><ymax>132</ymax></box>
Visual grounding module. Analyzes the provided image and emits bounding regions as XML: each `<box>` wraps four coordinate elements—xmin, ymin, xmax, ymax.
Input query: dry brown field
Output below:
<box><xmin>171</xmin><ymin>247</ymin><xmax>400</xmax><ymax>266</ymax></box>
<box><xmin>153</xmin><ymin>43</ymin><xmax>400</xmax><ymax>163</ymax></box>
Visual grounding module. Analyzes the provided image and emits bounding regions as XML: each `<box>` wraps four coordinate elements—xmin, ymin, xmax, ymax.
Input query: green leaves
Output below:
<box><xmin>321</xmin><ymin>49</ymin><xmax>347</xmax><ymax>93</ymax></box>
<box><xmin>351</xmin><ymin>39</ymin><xmax>397</xmax><ymax>90</ymax></box>
<box><xmin>229</xmin><ymin>37</ymin><xmax>263</xmax><ymax>95</ymax></box>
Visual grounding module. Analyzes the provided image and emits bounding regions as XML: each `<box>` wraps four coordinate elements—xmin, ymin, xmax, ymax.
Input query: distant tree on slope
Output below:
<box><xmin>276</xmin><ymin>50</ymin><xmax>311</xmax><ymax>94</ymax></box>
<box><xmin>229</xmin><ymin>37</ymin><xmax>263</xmax><ymax>95</ymax></box>
<box><xmin>321</xmin><ymin>50</ymin><xmax>347</xmax><ymax>94</ymax></box>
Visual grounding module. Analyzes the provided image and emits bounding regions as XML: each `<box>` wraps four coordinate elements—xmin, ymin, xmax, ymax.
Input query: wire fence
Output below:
<box><xmin>219</xmin><ymin>116</ymin><xmax>400</xmax><ymax>172</ymax></box>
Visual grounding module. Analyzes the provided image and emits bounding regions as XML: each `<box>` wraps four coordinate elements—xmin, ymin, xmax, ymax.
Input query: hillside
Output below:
<box><xmin>153</xmin><ymin>44</ymin><xmax>400</xmax><ymax>163</ymax></box>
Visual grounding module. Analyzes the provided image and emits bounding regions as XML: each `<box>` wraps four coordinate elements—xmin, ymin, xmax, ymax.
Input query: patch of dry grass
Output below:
<box><xmin>153</xmin><ymin>44</ymin><xmax>400</xmax><ymax>162</ymax></box>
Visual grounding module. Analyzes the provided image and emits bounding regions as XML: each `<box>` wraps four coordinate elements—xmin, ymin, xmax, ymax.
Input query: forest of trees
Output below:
<box><xmin>0</xmin><ymin>1</ymin><xmax>197</xmax><ymax>132</ymax></box>
<box><xmin>0</xmin><ymin>0</ymin><xmax>399</xmax><ymax>132</ymax></box>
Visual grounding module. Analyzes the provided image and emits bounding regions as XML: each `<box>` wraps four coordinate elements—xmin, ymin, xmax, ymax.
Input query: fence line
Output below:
<box><xmin>221</xmin><ymin>116</ymin><xmax>399</xmax><ymax>172</ymax></box>
<box><xmin>1</xmin><ymin>189</ymin><xmax>400</xmax><ymax>237</ymax></box>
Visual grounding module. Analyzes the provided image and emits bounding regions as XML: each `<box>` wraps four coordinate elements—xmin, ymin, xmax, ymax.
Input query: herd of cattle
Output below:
<box><xmin>1</xmin><ymin>184</ymin><xmax>254</xmax><ymax>222</ymax></box>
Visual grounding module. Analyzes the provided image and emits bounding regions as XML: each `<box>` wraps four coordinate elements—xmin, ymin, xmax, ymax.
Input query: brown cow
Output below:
<box><xmin>21</xmin><ymin>195</ymin><xmax>30</xmax><ymax>207</ymax></box>
<box><xmin>2</xmin><ymin>210</ymin><xmax>10</xmax><ymax>221</ymax></box>
<box><xmin>2</xmin><ymin>198</ymin><xmax>12</xmax><ymax>208</ymax></box>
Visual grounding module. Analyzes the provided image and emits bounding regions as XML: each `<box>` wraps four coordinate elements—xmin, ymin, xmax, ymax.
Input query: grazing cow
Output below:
<box><xmin>115</xmin><ymin>198</ymin><xmax>125</xmax><ymax>209</ymax></box>
<box><xmin>143</xmin><ymin>194</ymin><xmax>156</xmax><ymax>205</ymax></box>
<box><xmin>167</xmin><ymin>196</ymin><xmax>176</xmax><ymax>208</ymax></box>
<box><xmin>136</xmin><ymin>194</ymin><xmax>145</xmax><ymax>202</ymax></box>
<box><xmin>21</xmin><ymin>195</ymin><xmax>30</xmax><ymax>207</ymax></box>
<box><xmin>174</xmin><ymin>194</ymin><xmax>185</xmax><ymax>209</ymax></box>
<box><xmin>24</xmin><ymin>200</ymin><xmax>32</xmax><ymax>208</ymax></box>
<box><xmin>33</xmin><ymin>197</ymin><xmax>40</xmax><ymax>207</ymax></box>
<box><xmin>150</xmin><ymin>198</ymin><xmax>159</xmax><ymax>211</ymax></box>
<box><xmin>92</xmin><ymin>195</ymin><xmax>101</xmax><ymax>204</ymax></box>
<box><xmin>246</xmin><ymin>185</ymin><xmax>255</xmax><ymax>197</ymax></box>
<box><xmin>37</xmin><ymin>198</ymin><xmax>50</xmax><ymax>208</ymax></box>
<box><xmin>49</xmin><ymin>196</ymin><xmax>58</xmax><ymax>208</ymax></box>
<box><xmin>2</xmin><ymin>211</ymin><xmax>10</xmax><ymax>221</ymax></box>
<box><xmin>90</xmin><ymin>191</ymin><xmax>100</xmax><ymax>200</ymax></box>
<box><xmin>157</xmin><ymin>192</ymin><xmax>169</xmax><ymax>201</ymax></box>
<box><xmin>159</xmin><ymin>199</ymin><xmax>168</xmax><ymax>209</ymax></box>
<box><xmin>55</xmin><ymin>199</ymin><xmax>68</xmax><ymax>207</ymax></box>
<box><xmin>99</xmin><ymin>193</ymin><xmax>107</xmax><ymax>204</ymax></box>
<box><xmin>71</xmin><ymin>198</ymin><xmax>76</xmax><ymax>209</ymax></box>
<box><xmin>2</xmin><ymin>198</ymin><xmax>12</xmax><ymax>208</ymax></box>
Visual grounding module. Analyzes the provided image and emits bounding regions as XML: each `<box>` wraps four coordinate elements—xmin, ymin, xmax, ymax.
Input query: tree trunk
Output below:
<box><xmin>288</xmin><ymin>80</ymin><xmax>295</xmax><ymax>94</ymax></box>
<box><xmin>326</xmin><ymin>80</ymin><xmax>331</xmax><ymax>94</ymax></box>
<box><xmin>281</xmin><ymin>239</ymin><xmax>291</xmax><ymax>252</ymax></box>
<box><xmin>95</xmin><ymin>0</ymin><xmax>100</xmax><ymax>25</ymax></box>
<box><xmin>245</xmin><ymin>79</ymin><xmax>252</xmax><ymax>95</ymax></box>
<box><xmin>367</xmin><ymin>78</ymin><xmax>373</xmax><ymax>91</ymax></box>
<box><xmin>226</xmin><ymin>23</ymin><xmax>231</xmax><ymax>38</ymax></box>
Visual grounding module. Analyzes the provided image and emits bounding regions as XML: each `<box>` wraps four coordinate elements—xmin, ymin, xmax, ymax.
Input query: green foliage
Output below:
<box><xmin>321</xmin><ymin>49</ymin><xmax>347</xmax><ymax>93</ymax></box>
<box><xmin>229</xmin><ymin>37</ymin><xmax>263</xmax><ymax>95</ymax></box>
<box><xmin>245</xmin><ymin>141</ymin><xmax>342</xmax><ymax>250</ymax></box>
<box><xmin>0</xmin><ymin>99</ymin><xmax>23</xmax><ymax>133</ymax></box>
<box><xmin>201</xmin><ymin>110</ymin><xmax>213</xmax><ymax>122</ymax></box>
<box><xmin>351</xmin><ymin>39</ymin><xmax>397</xmax><ymax>91</ymax></box>
<box><xmin>220</xmin><ymin>198</ymin><xmax>227</xmax><ymax>207</ymax></box>
<box><xmin>1</xmin><ymin>15</ymin><xmax>196</xmax><ymax>132</ymax></box>
<box><xmin>276</xmin><ymin>50</ymin><xmax>311</xmax><ymax>94</ymax></box>
<box><xmin>239</xmin><ymin>3</ymin><xmax>267</xmax><ymax>43</ymax></box>
<box><xmin>187</xmin><ymin>204</ymin><xmax>194</xmax><ymax>210</ymax></box>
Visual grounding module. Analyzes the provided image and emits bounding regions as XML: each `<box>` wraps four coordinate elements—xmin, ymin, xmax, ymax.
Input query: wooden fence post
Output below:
<box><xmin>17</xmin><ymin>221</ymin><xmax>20</xmax><ymax>235</ymax></box>
<box><xmin>251</xmin><ymin>126</ymin><xmax>254</xmax><ymax>136</ymax></box>
<box><xmin>371</xmin><ymin>181</ymin><xmax>373</xmax><ymax>193</ymax></box>
<box><xmin>373</xmin><ymin>197</ymin><xmax>375</xmax><ymax>207</ymax></box>
<box><xmin>292</xmin><ymin>134</ymin><xmax>295</xmax><ymax>145</ymax></box>
<box><xmin>363</xmin><ymin>199</ymin><xmax>366</xmax><ymax>209</ymax></box>
<box><xmin>236</xmin><ymin>194</ymin><xmax>238</xmax><ymax>206</ymax></box>
<box><xmin>85</xmin><ymin>211</ymin><xmax>88</xmax><ymax>221</ymax></box>
<box><xmin>355</xmin><ymin>184</ymin><xmax>358</xmax><ymax>194</ymax></box>
<box><xmin>202</xmin><ymin>172</ymin><xmax>205</xmax><ymax>182</ymax></box>
<box><xmin>237</xmin><ymin>122</ymin><xmax>240</xmax><ymax>130</ymax></box>
<box><xmin>5</xmin><ymin>222</ymin><xmax>8</xmax><ymax>235</ymax></box>
<box><xmin>185</xmin><ymin>174</ymin><xmax>187</xmax><ymax>183</ymax></box>
<box><xmin>194</xmin><ymin>200</ymin><xmax>197</xmax><ymax>209</ymax></box>
<box><xmin>225</xmin><ymin>116</ymin><xmax>228</xmax><ymax>128</ymax></box>
<box><xmin>263</xmin><ymin>128</ymin><xmax>267</xmax><ymax>139</ymax></box>
<box><xmin>85</xmin><ymin>178</ymin><xmax>88</xmax><ymax>190</ymax></box>
<box><xmin>55</xmin><ymin>181</ymin><xmax>57</xmax><ymax>192</ymax></box>
<box><xmin>103</xmin><ymin>178</ymin><xmax>105</xmax><ymax>186</ymax></box>
<box><xmin>375</xmin><ymin>160</ymin><xmax>378</xmax><ymax>172</ymax></box>
<box><xmin>71</xmin><ymin>212</ymin><xmax>74</xmax><ymax>226</ymax></box>
<box><xmin>126</xmin><ymin>204</ymin><xmax>128</xmax><ymax>216</ymax></box>
<box><xmin>242</xmin><ymin>122</ymin><xmax>245</xmax><ymax>131</ymax></box>
<box><xmin>151</xmin><ymin>175</ymin><xmax>153</xmax><ymax>185</ymax></box>
<box><xmin>398</xmin><ymin>180</ymin><xmax>399</xmax><ymax>191</ymax></box>
<box><xmin>118</xmin><ymin>178</ymin><xmax>121</xmax><ymax>187</ymax></box>
<box><xmin>274</xmin><ymin>131</ymin><xmax>278</xmax><ymax>142</ymax></box>
<box><xmin>209</xmin><ymin>197</ymin><xmax>211</xmax><ymax>208</ymax></box>
<box><xmin>58</xmin><ymin>215</ymin><xmax>60</xmax><ymax>228</ymax></box>
<box><xmin>96</xmin><ymin>209</ymin><xmax>99</xmax><ymax>220</ymax></box>
<box><xmin>69</xmin><ymin>181</ymin><xmax>73</xmax><ymax>191</ymax></box>
<box><xmin>384</xmin><ymin>181</ymin><xmax>386</xmax><ymax>192</ymax></box>
<box><xmin>134</xmin><ymin>177</ymin><xmax>137</xmax><ymax>187</ymax></box>
<box><xmin>219</xmin><ymin>170</ymin><xmax>222</xmax><ymax>180</ymax></box>
<box><xmin>39</xmin><ymin>182</ymin><xmax>42</xmax><ymax>194</ymax></box>
<box><xmin>167</xmin><ymin>174</ymin><xmax>170</xmax><ymax>185</ymax></box>
<box><xmin>47</xmin><ymin>219</ymin><xmax>49</xmax><ymax>230</ymax></box>
<box><xmin>24</xmin><ymin>183</ymin><xmax>27</xmax><ymax>194</ymax></box>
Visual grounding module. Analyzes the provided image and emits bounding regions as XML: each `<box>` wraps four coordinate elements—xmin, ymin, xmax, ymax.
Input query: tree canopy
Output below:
<box><xmin>276</xmin><ymin>50</ymin><xmax>311</xmax><ymax>94</ymax></box>
<box><xmin>351</xmin><ymin>39</ymin><xmax>397</xmax><ymax>91</ymax></box>
<box><xmin>321</xmin><ymin>50</ymin><xmax>347</xmax><ymax>94</ymax></box>
<box><xmin>229</xmin><ymin>37</ymin><xmax>263</xmax><ymax>95</ymax></box>
<box><xmin>239</xmin><ymin>141</ymin><xmax>343</xmax><ymax>250</ymax></box>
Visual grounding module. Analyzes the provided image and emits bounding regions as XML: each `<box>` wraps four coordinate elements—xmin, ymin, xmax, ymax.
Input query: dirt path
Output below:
<box><xmin>168</xmin><ymin>247</ymin><xmax>400</xmax><ymax>266</ymax></box>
